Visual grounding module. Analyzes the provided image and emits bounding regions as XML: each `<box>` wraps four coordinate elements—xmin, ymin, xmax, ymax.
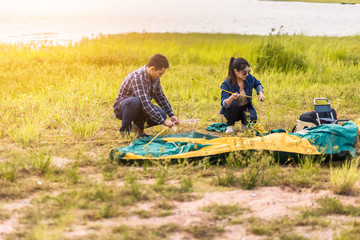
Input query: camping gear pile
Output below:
<box><xmin>292</xmin><ymin>98</ymin><xmax>349</xmax><ymax>132</ymax></box>
<box><xmin>111</xmin><ymin>98</ymin><xmax>359</xmax><ymax>162</ymax></box>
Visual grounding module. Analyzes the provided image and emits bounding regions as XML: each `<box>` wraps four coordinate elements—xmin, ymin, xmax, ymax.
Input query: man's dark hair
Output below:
<box><xmin>148</xmin><ymin>54</ymin><xmax>169</xmax><ymax>70</ymax></box>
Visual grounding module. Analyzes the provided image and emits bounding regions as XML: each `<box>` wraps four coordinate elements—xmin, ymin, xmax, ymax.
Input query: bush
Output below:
<box><xmin>255</xmin><ymin>30</ymin><xmax>308</xmax><ymax>73</ymax></box>
<box><xmin>330</xmin><ymin>159</ymin><xmax>360</xmax><ymax>195</ymax></box>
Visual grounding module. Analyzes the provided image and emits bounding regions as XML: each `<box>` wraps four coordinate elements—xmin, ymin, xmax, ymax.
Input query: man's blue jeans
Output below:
<box><xmin>114</xmin><ymin>97</ymin><xmax>167</xmax><ymax>133</ymax></box>
<box><xmin>223</xmin><ymin>101</ymin><xmax>257</xmax><ymax>126</ymax></box>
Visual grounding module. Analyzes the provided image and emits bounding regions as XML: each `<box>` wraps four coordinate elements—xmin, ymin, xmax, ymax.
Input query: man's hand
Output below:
<box><xmin>163</xmin><ymin>119</ymin><xmax>175</xmax><ymax>128</ymax></box>
<box><xmin>258</xmin><ymin>92</ymin><xmax>265</xmax><ymax>102</ymax></box>
<box><xmin>170</xmin><ymin>116</ymin><xmax>180</xmax><ymax>125</ymax></box>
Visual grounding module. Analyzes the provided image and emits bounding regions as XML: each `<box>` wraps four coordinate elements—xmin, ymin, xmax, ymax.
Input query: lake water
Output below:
<box><xmin>1</xmin><ymin>0</ymin><xmax>359</xmax><ymax>44</ymax></box>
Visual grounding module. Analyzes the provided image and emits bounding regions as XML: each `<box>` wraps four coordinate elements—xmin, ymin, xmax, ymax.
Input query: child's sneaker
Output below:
<box><xmin>240</xmin><ymin>124</ymin><xmax>246</xmax><ymax>132</ymax></box>
<box><xmin>225</xmin><ymin>125</ymin><xmax>234</xmax><ymax>134</ymax></box>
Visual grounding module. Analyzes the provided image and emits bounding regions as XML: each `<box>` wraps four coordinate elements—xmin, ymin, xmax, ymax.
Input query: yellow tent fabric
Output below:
<box><xmin>112</xmin><ymin>121</ymin><xmax>358</xmax><ymax>161</ymax></box>
<box><xmin>355</xmin><ymin>118</ymin><xmax>360</xmax><ymax>134</ymax></box>
<box><xmin>120</xmin><ymin>133</ymin><xmax>320</xmax><ymax>160</ymax></box>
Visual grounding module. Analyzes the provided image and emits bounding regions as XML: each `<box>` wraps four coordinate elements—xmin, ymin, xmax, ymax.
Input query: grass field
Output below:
<box><xmin>1</xmin><ymin>32</ymin><xmax>360</xmax><ymax>239</ymax></box>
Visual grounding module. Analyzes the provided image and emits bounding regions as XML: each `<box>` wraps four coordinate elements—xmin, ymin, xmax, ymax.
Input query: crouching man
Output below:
<box><xmin>113</xmin><ymin>54</ymin><xmax>180</xmax><ymax>137</ymax></box>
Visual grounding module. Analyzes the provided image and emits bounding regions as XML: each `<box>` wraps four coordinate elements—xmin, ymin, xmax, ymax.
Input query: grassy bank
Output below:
<box><xmin>1</xmin><ymin>33</ymin><xmax>360</xmax><ymax>239</ymax></box>
<box><xmin>1</xmin><ymin>32</ymin><xmax>359</xmax><ymax>133</ymax></box>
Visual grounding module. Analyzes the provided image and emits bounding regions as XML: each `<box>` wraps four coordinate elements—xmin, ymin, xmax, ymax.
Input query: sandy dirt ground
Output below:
<box><xmin>1</xmin><ymin>155</ymin><xmax>360</xmax><ymax>239</ymax></box>
<box><xmin>60</xmin><ymin>186</ymin><xmax>358</xmax><ymax>240</ymax></box>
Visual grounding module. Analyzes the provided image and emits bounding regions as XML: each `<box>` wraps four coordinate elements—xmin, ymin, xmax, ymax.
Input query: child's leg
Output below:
<box><xmin>224</xmin><ymin>101</ymin><xmax>243</xmax><ymax>126</ymax></box>
<box><xmin>247</xmin><ymin>106</ymin><xmax>258</xmax><ymax>123</ymax></box>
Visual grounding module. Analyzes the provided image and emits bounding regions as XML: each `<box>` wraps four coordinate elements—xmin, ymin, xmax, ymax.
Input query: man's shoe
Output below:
<box><xmin>119</xmin><ymin>131</ymin><xmax>132</xmax><ymax>139</ymax></box>
<box><xmin>138</xmin><ymin>133</ymin><xmax>150</xmax><ymax>138</ymax></box>
<box><xmin>119</xmin><ymin>128</ymin><xmax>139</xmax><ymax>139</ymax></box>
<box><xmin>131</xmin><ymin>123</ymin><xmax>144</xmax><ymax>136</ymax></box>
<box><xmin>225</xmin><ymin>125</ymin><xmax>234</xmax><ymax>134</ymax></box>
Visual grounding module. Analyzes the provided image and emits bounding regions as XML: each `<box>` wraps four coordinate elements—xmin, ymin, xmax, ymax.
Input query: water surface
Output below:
<box><xmin>0</xmin><ymin>0</ymin><xmax>359</xmax><ymax>43</ymax></box>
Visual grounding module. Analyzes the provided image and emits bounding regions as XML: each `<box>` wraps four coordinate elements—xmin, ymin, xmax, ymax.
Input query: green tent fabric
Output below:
<box><xmin>206</xmin><ymin>123</ymin><xmax>227</xmax><ymax>132</ymax></box>
<box><xmin>112</xmin><ymin>133</ymin><xmax>214</xmax><ymax>159</ymax></box>
<box><xmin>160</xmin><ymin>132</ymin><xmax>218</xmax><ymax>140</ymax></box>
<box><xmin>290</xmin><ymin>121</ymin><xmax>358</xmax><ymax>157</ymax></box>
<box><xmin>247</xmin><ymin>123</ymin><xmax>287</xmax><ymax>136</ymax></box>
<box><xmin>111</xmin><ymin>121</ymin><xmax>359</xmax><ymax>161</ymax></box>
<box><xmin>256</xmin><ymin>129</ymin><xmax>287</xmax><ymax>136</ymax></box>
<box><xmin>206</xmin><ymin>122</ymin><xmax>287</xmax><ymax>136</ymax></box>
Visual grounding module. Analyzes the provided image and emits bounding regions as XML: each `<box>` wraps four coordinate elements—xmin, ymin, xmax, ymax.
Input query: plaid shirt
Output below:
<box><xmin>113</xmin><ymin>65</ymin><xmax>174</xmax><ymax>125</ymax></box>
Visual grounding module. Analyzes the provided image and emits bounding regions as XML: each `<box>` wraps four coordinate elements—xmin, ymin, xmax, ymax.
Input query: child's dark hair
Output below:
<box><xmin>226</xmin><ymin>57</ymin><xmax>250</xmax><ymax>85</ymax></box>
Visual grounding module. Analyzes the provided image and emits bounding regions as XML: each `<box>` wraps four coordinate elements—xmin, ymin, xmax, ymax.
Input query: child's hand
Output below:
<box><xmin>231</xmin><ymin>92</ymin><xmax>240</xmax><ymax>100</ymax></box>
<box><xmin>258</xmin><ymin>92</ymin><xmax>265</xmax><ymax>101</ymax></box>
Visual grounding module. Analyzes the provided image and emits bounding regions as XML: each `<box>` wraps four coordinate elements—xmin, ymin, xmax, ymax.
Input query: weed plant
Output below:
<box><xmin>0</xmin><ymin>206</ymin><xmax>10</xmax><ymax>220</ymax></box>
<box><xmin>124</xmin><ymin>171</ymin><xmax>142</xmax><ymax>200</ymax></box>
<box><xmin>302</xmin><ymin>196</ymin><xmax>360</xmax><ymax>217</ymax></box>
<box><xmin>65</xmin><ymin>166</ymin><xmax>79</xmax><ymax>184</ymax></box>
<box><xmin>180</xmin><ymin>175</ymin><xmax>193</xmax><ymax>192</ymax></box>
<box><xmin>155</xmin><ymin>165</ymin><xmax>168</xmax><ymax>185</ymax></box>
<box><xmin>0</xmin><ymin>161</ymin><xmax>17</xmax><ymax>182</ymax></box>
<box><xmin>336</xmin><ymin>220</ymin><xmax>360</xmax><ymax>240</ymax></box>
<box><xmin>215</xmin><ymin>169</ymin><xmax>236</xmax><ymax>187</ymax></box>
<box><xmin>186</xmin><ymin>223</ymin><xmax>224</xmax><ymax>239</ymax></box>
<box><xmin>256</xmin><ymin>28</ymin><xmax>308</xmax><ymax>73</ymax></box>
<box><xmin>201</xmin><ymin>202</ymin><xmax>249</xmax><ymax>220</ymax></box>
<box><xmin>294</xmin><ymin>155</ymin><xmax>322</xmax><ymax>188</ymax></box>
<box><xmin>102</xmin><ymin>159</ymin><xmax>118</xmax><ymax>181</ymax></box>
<box><xmin>330</xmin><ymin>159</ymin><xmax>360</xmax><ymax>195</ymax></box>
<box><xmin>29</xmin><ymin>151</ymin><xmax>53</xmax><ymax>176</ymax></box>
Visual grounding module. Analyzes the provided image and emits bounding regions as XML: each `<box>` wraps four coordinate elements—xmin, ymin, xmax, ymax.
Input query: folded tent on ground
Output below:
<box><xmin>111</xmin><ymin>121</ymin><xmax>359</xmax><ymax>163</ymax></box>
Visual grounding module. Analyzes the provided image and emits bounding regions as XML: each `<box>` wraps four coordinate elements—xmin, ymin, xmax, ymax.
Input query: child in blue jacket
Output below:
<box><xmin>220</xmin><ymin>57</ymin><xmax>265</xmax><ymax>133</ymax></box>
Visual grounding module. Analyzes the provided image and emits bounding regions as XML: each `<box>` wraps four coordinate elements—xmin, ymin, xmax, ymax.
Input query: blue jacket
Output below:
<box><xmin>220</xmin><ymin>74</ymin><xmax>263</xmax><ymax>114</ymax></box>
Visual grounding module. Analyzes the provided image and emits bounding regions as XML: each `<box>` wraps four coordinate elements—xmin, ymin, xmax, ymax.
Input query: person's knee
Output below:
<box><xmin>249</xmin><ymin>110</ymin><xmax>257</xmax><ymax>122</ymax></box>
<box><xmin>114</xmin><ymin>110</ymin><xmax>122</xmax><ymax>120</ymax></box>
<box><xmin>126</xmin><ymin>97</ymin><xmax>141</xmax><ymax>108</ymax></box>
<box><xmin>228</xmin><ymin>101</ymin><xmax>239</xmax><ymax>110</ymax></box>
<box><xmin>225</xmin><ymin>102</ymin><xmax>239</xmax><ymax>114</ymax></box>
<box><xmin>116</xmin><ymin>97</ymin><xmax>142</xmax><ymax>122</ymax></box>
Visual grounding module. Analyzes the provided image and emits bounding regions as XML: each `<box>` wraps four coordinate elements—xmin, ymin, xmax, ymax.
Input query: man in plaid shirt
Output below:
<box><xmin>113</xmin><ymin>54</ymin><xmax>180</xmax><ymax>136</ymax></box>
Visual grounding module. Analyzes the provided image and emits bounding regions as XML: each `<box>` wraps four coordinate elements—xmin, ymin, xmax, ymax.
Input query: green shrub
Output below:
<box><xmin>215</xmin><ymin>169</ymin><xmax>236</xmax><ymax>186</ymax></box>
<box><xmin>330</xmin><ymin>159</ymin><xmax>360</xmax><ymax>195</ymax></box>
<box><xmin>255</xmin><ymin>31</ymin><xmax>308</xmax><ymax>73</ymax></box>
<box><xmin>0</xmin><ymin>161</ymin><xmax>17</xmax><ymax>182</ymax></box>
<box><xmin>180</xmin><ymin>175</ymin><xmax>193</xmax><ymax>192</ymax></box>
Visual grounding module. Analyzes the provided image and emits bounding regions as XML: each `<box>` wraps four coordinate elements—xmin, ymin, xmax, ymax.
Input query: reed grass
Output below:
<box><xmin>201</xmin><ymin>202</ymin><xmax>249</xmax><ymax>219</ymax></box>
<box><xmin>2</xmin><ymin>33</ymin><xmax>360</xmax><ymax>141</ymax></box>
<box><xmin>1</xmin><ymin>32</ymin><xmax>360</xmax><ymax>239</ymax></box>
<box><xmin>330</xmin><ymin>159</ymin><xmax>360</xmax><ymax>195</ymax></box>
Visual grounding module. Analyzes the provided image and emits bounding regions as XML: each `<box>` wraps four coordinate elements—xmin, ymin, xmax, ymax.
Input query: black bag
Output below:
<box><xmin>291</xmin><ymin>109</ymin><xmax>338</xmax><ymax>132</ymax></box>
<box><xmin>299</xmin><ymin>109</ymin><xmax>337</xmax><ymax>126</ymax></box>
<box><xmin>299</xmin><ymin>111</ymin><xmax>319</xmax><ymax>125</ymax></box>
